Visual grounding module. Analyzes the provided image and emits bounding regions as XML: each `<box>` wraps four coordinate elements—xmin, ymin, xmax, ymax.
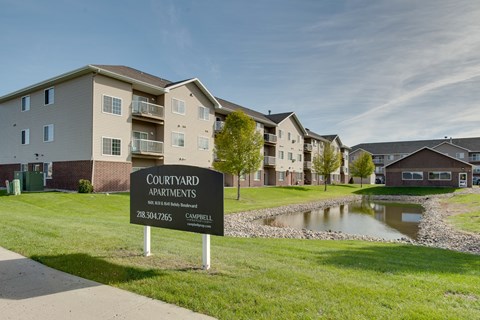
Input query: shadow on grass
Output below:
<box><xmin>31</xmin><ymin>253</ymin><xmax>164</xmax><ymax>285</ymax></box>
<box><xmin>317</xmin><ymin>244</ymin><xmax>480</xmax><ymax>275</ymax></box>
<box><xmin>353</xmin><ymin>186</ymin><xmax>457</xmax><ymax>196</ymax></box>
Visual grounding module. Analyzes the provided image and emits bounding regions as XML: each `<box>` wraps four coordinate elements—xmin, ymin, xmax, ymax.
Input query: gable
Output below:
<box><xmin>387</xmin><ymin>148</ymin><xmax>472</xmax><ymax>169</ymax></box>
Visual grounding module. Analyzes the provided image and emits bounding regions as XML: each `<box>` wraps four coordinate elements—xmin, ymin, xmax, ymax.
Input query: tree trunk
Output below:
<box><xmin>237</xmin><ymin>174</ymin><xmax>241</xmax><ymax>200</ymax></box>
<box><xmin>324</xmin><ymin>179</ymin><xmax>327</xmax><ymax>191</ymax></box>
<box><xmin>361</xmin><ymin>177</ymin><xmax>363</xmax><ymax>188</ymax></box>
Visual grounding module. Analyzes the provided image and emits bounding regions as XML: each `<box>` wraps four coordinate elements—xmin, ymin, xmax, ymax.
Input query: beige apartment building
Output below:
<box><xmin>0</xmin><ymin>65</ymin><xmax>350</xmax><ymax>191</ymax></box>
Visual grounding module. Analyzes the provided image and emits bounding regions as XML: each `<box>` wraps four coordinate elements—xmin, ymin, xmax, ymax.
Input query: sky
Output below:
<box><xmin>2</xmin><ymin>0</ymin><xmax>480</xmax><ymax>147</ymax></box>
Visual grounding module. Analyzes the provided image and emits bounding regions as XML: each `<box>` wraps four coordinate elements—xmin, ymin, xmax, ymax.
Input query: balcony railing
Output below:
<box><xmin>304</xmin><ymin>143</ymin><xmax>313</xmax><ymax>152</ymax></box>
<box><xmin>132</xmin><ymin>100</ymin><xmax>164</xmax><ymax>119</ymax></box>
<box><xmin>214</xmin><ymin>121</ymin><xmax>225</xmax><ymax>132</ymax></box>
<box><xmin>304</xmin><ymin>161</ymin><xmax>312</xmax><ymax>170</ymax></box>
<box><xmin>264</xmin><ymin>133</ymin><xmax>277</xmax><ymax>144</ymax></box>
<box><xmin>373</xmin><ymin>158</ymin><xmax>384</xmax><ymax>164</ymax></box>
<box><xmin>131</xmin><ymin>139</ymin><xmax>164</xmax><ymax>154</ymax></box>
<box><xmin>264</xmin><ymin>156</ymin><xmax>276</xmax><ymax>166</ymax></box>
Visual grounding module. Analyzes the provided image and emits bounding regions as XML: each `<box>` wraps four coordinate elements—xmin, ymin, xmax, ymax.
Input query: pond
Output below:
<box><xmin>253</xmin><ymin>200</ymin><xmax>424</xmax><ymax>240</ymax></box>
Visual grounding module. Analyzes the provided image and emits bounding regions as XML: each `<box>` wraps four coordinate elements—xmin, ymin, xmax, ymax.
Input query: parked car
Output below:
<box><xmin>473</xmin><ymin>176</ymin><xmax>480</xmax><ymax>185</ymax></box>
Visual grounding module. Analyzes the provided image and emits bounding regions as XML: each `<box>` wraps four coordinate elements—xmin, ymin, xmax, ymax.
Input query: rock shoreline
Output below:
<box><xmin>225</xmin><ymin>191</ymin><xmax>480</xmax><ymax>255</ymax></box>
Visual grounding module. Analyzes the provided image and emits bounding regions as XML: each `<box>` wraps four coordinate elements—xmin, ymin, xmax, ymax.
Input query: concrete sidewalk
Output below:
<box><xmin>0</xmin><ymin>247</ymin><xmax>216</xmax><ymax>320</ymax></box>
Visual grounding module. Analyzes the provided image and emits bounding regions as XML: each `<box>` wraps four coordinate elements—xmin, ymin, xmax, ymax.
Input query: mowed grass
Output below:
<box><xmin>445</xmin><ymin>194</ymin><xmax>480</xmax><ymax>234</ymax></box>
<box><xmin>0</xmin><ymin>189</ymin><xmax>479</xmax><ymax>319</ymax></box>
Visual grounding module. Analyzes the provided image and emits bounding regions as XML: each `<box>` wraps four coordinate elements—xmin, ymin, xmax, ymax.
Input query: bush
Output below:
<box><xmin>78</xmin><ymin>179</ymin><xmax>94</xmax><ymax>193</ymax></box>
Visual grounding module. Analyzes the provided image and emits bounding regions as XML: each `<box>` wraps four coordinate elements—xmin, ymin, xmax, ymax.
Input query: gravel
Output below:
<box><xmin>225</xmin><ymin>190</ymin><xmax>480</xmax><ymax>255</ymax></box>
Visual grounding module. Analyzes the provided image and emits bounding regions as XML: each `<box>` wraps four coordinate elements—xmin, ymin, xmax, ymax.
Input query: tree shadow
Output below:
<box><xmin>353</xmin><ymin>186</ymin><xmax>457</xmax><ymax>196</ymax></box>
<box><xmin>281</xmin><ymin>186</ymin><xmax>312</xmax><ymax>192</ymax></box>
<box><xmin>316</xmin><ymin>244</ymin><xmax>480</xmax><ymax>275</ymax></box>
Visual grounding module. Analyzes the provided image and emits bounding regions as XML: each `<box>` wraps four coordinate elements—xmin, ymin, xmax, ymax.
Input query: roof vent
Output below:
<box><xmin>268</xmin><ymin>110</ymin><xmax>271</xmax><ymax>115</ymax></box>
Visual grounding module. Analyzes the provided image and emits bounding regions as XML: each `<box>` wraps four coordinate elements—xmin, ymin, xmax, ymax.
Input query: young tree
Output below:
<box><xmin>312</xmin><ymin>143</ymin><xmax>342</xmax><ymax>191</ymax></box>
<box><xmin>213</xmin><ymin>110</ymin><xmax>263</xmax><ymax>200</ymax></box>
<box><xmin>349</xmin><ymin>152</ymin><xmax>375</xmax><ymax>188</ymax></box>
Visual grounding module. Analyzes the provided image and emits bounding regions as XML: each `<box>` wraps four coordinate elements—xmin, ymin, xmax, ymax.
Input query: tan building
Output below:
<box><xmin>0</xmin><ymin>65</ymin><xmax>351</xmax><ymax>192</ymax></box>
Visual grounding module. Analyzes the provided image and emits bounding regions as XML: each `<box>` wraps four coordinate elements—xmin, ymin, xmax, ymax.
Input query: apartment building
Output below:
<box><xmin>0</xmin><ymin>65</ymin><xmax>350</xmax><ymax>191</ymax></box>
<box><xmin>350</xmin><ymin>137</ymin><xmax>480</xmax><ymax>183</ymax></box>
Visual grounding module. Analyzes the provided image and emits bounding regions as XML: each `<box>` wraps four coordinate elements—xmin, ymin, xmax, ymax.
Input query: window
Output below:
<box><xmin>254</xmin><ymin>170</ymin><xmax>261</xmax><ymax>181</ymax></box>
<box><xmin>288</xmin><ymin>152</ymin><xmax>293</xmax><ymax>160</ymax></box>
<box><xmin>240</xmin><ymin>173</ymin><xmax>246</xmax><ymax>181</ymax></box>
<box><xmin>473</xmin><ymin>166</ymin><xmax>480</xmax><ymax>174</ymax></box>
<box><xmin>297</xmin><ymin>154</ymin><xmax>302</xmax><ymax>162</ymax></box>
<box><xmin>288</xmin><ymin>132</ymin><xmax>291</xmax><ymax>140</ymax></box>
<box><xmin>21</xmin><ymin>163</ymin><xmax>28</xmax><ymax>172</ymax></box>
<box><xmin>103</xmin><ymin>95</ymin><xmax>122</xmax><ymax>115</ymax></box>
<box><xmin>278</xmin><ymin>129</ymin><xmax>283</xmax><ymax>139</ymax></box>
<box><xmin>172</xmin><ymin>132</ymin><xmax>185</xmax><ymax>147</ymax></box>
<box><xmin>43</xmin><ymin>162</ymin><xmax>53</xmax><ymax>179</ymax></box>
<box><xmin>102</xmin><ymin>137</ymin><xmax>121</xmax><ymax>156</ymax></box>
<box><xmin>21</xmin><ymin>95</ymin><xmax>30</xmax><ymax>112</ymax></box>
<box><xmin>279</xmin><ymin>171</ymin><xmax>285</xmax><ymax>181</ymax></box>
<box><xmin>387</xmin><ymin>155</ymin><xmax>394</xmax><ymax>161</ymax></box>
<box><xmin>296</xmin><ymin>172</ymin><xmax>302</xmax><ymax>180</ymax></box>
<box><xmin>198</xmin><ymin>136</ymin><xmax>209</xmax><ymax>150</ymax></box>
<box><xmin>278</xmin><ymin>150</ymin><xmax>284</xmax><ymax>159</ymax></box>
<box><xmin>402</xmin><ymin>171</ymin><xmax>423</xmax><ymax>180</ymax></box>
<box><xmin>133</xmin><ymin>131</ymin><xmax>148</xmax><ymax>140</ymax></box>
<box><xmin>256</xmin><ymin>123</ymin><xmax>263</xmax><ymax>130</ymax></box>
<box><xmin>428</xmin><ymin>171</ymin><xmax>452</xmax><ymax>180</ymax></box>
<box><xmin>21</xmin><ymin>129</ymin><xmax>30</xmax><ymax>145</ymax></box>
<box><xmin>198</xmin><ymin>106</ymin><xmax>209</xmax><ymax>120</ymax></box>
<box><xmin>456</xmin><ymin>152</ymin><xmax>465</xmax><ymax>159</ymax></box>
<box><xmin>43</xmin><ymin>124</ymin><xmax>54</xmax><ymax>142</ymax></box>
<box><xmin>44</xmin><ymin>87</ymin><xmax>54</xmax><ymax>105</ymax></box>
<box><xmin>172</xmin><ymin>98</ymin><xmax>186</xmax><ymax>115</ymax></box>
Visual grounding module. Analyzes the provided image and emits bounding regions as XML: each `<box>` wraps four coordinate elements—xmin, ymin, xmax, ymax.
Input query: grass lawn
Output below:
<box><xmin>445</xmin><ymin>194</ymin><xmax>480</xmax><ymax>234</ymax></box>
<box><xmin>0</xmin><ymin>188</ymin><xmax>479</xmax><ymax>319</ymax></box>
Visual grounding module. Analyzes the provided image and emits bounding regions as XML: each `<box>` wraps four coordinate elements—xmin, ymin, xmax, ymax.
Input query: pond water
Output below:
<box><xmin>254</xmin><ymin>200</ymin><xmax>424</xmax><ymax>240</ymax></box>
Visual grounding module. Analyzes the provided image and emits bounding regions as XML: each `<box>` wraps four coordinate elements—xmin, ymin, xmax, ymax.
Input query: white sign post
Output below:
<box><xmin>202</xmin><ymin>234</ymin><xmax>211</xmax><ymax>270</ymax></box>
<box><xmin>144</xmin><ymin>226</ymin><xmax>151</xmax><ymax>257</ymax></box>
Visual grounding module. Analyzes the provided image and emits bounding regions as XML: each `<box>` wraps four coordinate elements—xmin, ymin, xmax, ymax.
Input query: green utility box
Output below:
<box><xmin>14</xmin><ymin>171</ymin><xmax>44</xmax><ymax>192</ymax></box>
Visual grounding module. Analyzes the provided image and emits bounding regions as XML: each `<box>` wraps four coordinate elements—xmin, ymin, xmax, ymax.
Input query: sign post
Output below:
<box><xmin>130</xmin><ymin>165</ymin><xmax>224</xmax><ymax>269</ymax></box>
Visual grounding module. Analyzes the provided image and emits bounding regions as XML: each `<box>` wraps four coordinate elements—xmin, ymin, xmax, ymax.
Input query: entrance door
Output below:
<box><xmin>459</xmin><ymin>173</ymin><xmax>468</xmax><ymax>187</ymax></box>
<box><xmin>264</xmin><ymin>171</ymin><xmax>268</xmax><ymax>186</ymax></box>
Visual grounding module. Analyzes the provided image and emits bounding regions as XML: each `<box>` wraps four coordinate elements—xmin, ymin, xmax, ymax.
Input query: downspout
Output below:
<box><xmin>90</xmin><ymin>71</ymin><xmax>97</xmax><ymax>187</ymax></box>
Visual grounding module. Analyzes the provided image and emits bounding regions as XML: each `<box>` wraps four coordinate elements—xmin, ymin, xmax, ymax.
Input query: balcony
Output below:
<box><xmin>264</xmin><ymin>156</ymin><xmax>276</xmax><ymax>166</ymax></box>
<box><xmin>132</xmin><ymin>100</ymin><xmax>164</xmax><ymax>122</ymax></box>
<box><xmin>469</xmin><ymin>155</ymin><xmax>480</xmax><ymax>162</ymax></box>
<box><xmin>131</xmin><ymin>139</ymin><xmax>164</xmax><ymax>158</ymax></box>
<box><xmin>214</xmin><ymin>121</ymin><xmax>225</xmax><ymax>132</ymax></box>
<box><xmin>304</xmin><ymin>161</ymin><xmax>312</xmax><ymax>170</ymax></box>
<box><xmin>264</xmin><ymin>133</ymin><xmax>277</xmax><ymax>144</ymax></box>
<box><xmin>373</xmin><ymin>158</ymin><xmax>384</xmax><ymax>164</ymax></box>
<box><xmin>304</xmin><ymin>143</ymin><xmax>313</xmax><ymax>152</ymax></box>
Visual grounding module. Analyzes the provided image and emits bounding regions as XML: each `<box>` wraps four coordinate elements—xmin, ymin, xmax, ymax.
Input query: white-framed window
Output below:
<box><xmin>102</xmin><ymin>95</ymin><xmax>122</xmax><ymax>115</ymax></box>
<box><xmin>198</xmin><ymin>106</ymin><xmax>209</xmax><ymax>120</ymax></box>
<box><xmin>172</xmin><ymin>131</ymin><xmax>185</xmax><ymax>147</ymax></box>
<box><xmin>297</xmin><ymin>154</ymin><xmax>302</xmax><ymax>162</ymax></box>
<box><xmin>256</xmin><ymin>122</ymin><xmax>263</xmax><ymax>130</ymax></box>
<box><xmin>456</xmin><ymin>152</ymin><xmax>465</xmax><ymax>159</ymax></box>
<box><xmin>172</xmin><ymin>98</ymin><xmax>186</xmax><ymax>115</ymax></box>
<box><xmin>402</xmin><ymin>171</ymin><xmax>423</xmax><ymax>180</ymax></box>
<box><xmin>43</xmin><ymin>162</ymin><xmax>53</xmax><ymax>179</ymax></box>
<box><xmin>278</xmin><ymin>129</ymin><xmax>283</xmax><ymax>139</ymax></box>
<box><xmin>21</xmin><ymin>95</ymin><xmax>30</xmax><ymax>112</ymax></box>
<box><xmin>21</xmin><ymin>163</ymin><xmax>28</xmax><ymax>172</ymax></box>
<box><xmin>278</xmin><ymin>150</ymin><xmax>284</xmax><ymax>159</ymax></box>
<box><xmin>21</xmin><ymin>129</ymin><xmax>30</xmax><ymax>145</ymax></box>
<box><xmin>288</xmin><ymin>132</ymin><xmax>291</xmax><ymax>140</ymax></box>
<box><xmin>133</xmin><ymin>131</ymin><xmax>148</xmax><ymax>140</ymax></box>
<box><xmin>279</xmin><ymin>171</ymin><xmax>285</xmax><ymax>181</ymax></box>
<box><xmin>297</xmin><ymin>135</ymin><xmax>301</xmax><ymax>143</ymax></box>
<box><xmin>198</xmin><ymin>136</ymin><xmax>209</xmax><ymax>150</ymax></box>
<box><xmin>102</xmin><ymin>137</ymin><xmax>121</xmax><ymax>156</ymax></box>
<box><xmin>254</xmin><ymin>170</ymin><xmax>261</xmax><ymax>181</ymax></box>
<box><xmin>43</xmin><ymin>124</ymin><xmax>54</xmax><ymax>142</ymax></box>
<box><xmin>288</xmin><ymin>152</ymin><xmax>293</xmax><ymax>160</ymax></box>
<box><xmin>387</xmin><ymin>155</ymin><xmax>394</xmax><ymax>161</ymax></box>
<box><xmin>428</xmin><ymin>171</ymin><xmax>452</xmax><ymax>180</ymax></box>
<box><xmin>44</xmin><ymin>87</ymin><xmax>54</xmax><ymax>105</ymax></box>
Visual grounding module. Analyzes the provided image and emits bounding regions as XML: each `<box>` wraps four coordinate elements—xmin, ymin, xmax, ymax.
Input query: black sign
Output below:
<box><xmin>130</xmin><ymin>165</ymin><xmax>224</xmax><ymax>236</ymax></box>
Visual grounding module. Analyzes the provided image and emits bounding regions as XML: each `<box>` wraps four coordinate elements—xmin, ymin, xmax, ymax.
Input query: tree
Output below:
<box><xmin>312</xmin><ymin>143</ymin><xmax>342</xmax><ymax>191</ymax></box>
<box><xmin>349</xmin><ymin>152</ymin><xmax>375</xmax><ymax>188</ymax></box>
<box><xmin>213</xmin><ymin>110</ymin><xmax>263</xmax><ymax>200</ymax></box>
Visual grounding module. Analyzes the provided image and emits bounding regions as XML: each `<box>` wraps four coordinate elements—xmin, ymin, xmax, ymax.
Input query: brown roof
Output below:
<box><xmin>91</xmin><ymin>65</ymin><xmax>172</xmax><ymax>88</ymax></box>
<box><xmin>215</xmin><ymin>97</ymin><xmax>277</xmax><ymax>126</ymax></box>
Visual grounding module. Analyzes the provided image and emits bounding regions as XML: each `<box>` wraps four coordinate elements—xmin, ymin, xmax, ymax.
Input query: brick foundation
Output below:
<box><xmin>92</xmin><ymin>161</ymin><xmax>132</xmax><ymax>192</ymax></box>
<box><xmin>47</xmin><ymin>160</ymin><xmax>93</xmax><ymax>191</ymax></box>
<box><xmin>0</xmin><ymin>164</ymin><xmax>21</xmax><ymax>184</ymax></box>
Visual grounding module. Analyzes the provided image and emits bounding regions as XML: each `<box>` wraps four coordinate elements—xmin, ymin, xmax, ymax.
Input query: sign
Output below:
<box><xmin>130</xmin><ymin>165</ymin><xmax>224</xmax><ymax>236</ymax></box>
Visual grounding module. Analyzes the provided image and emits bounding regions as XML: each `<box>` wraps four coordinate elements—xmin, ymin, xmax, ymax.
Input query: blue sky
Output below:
<box><xmin>2</xmin><ymin>0</ymin><xmax>480</xmax><ymax>146</ymax></box>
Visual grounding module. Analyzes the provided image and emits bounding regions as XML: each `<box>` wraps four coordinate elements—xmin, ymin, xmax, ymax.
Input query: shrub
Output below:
<box><xmin>78</xmin><ymin>179</ymin><xmax>94</xmax><ymax>193</ymax></box>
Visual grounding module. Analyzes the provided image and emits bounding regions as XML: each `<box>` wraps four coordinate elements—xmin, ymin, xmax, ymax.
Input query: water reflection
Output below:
<box><xmin>254</xmin><ymin>200</ymin><xmax>424</xmax><ymax>240</ymax></box>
